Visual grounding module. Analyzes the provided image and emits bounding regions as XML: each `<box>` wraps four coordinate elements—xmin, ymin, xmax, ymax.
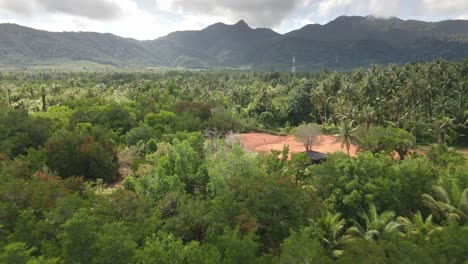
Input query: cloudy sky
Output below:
<box><xmin>0</xmin><ymin>0</ymin><xmax>467</xmax><ymax>40</ymax></box>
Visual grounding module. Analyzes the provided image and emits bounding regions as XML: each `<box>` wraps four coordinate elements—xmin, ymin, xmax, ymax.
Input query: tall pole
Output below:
<box><xmin>334</xmin><ymin>54</ymin><xmax>338</xmax><ymax>72</ymax></box>
<box><xmin>292</xmin><ymin>56</ymin><xmax>296</xmax><ymax>73</ymax></box>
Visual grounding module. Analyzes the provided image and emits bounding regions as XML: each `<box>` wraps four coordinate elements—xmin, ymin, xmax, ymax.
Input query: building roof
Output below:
<box><xmin>306</xmin><ymin>151</ymin><xmax>328</xmax><ymax>161</ymax></box>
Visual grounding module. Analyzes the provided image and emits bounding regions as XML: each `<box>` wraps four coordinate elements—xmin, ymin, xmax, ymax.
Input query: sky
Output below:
<box><xmin>0</xmin><ymin>0</ymin><xmax>467</xmax><ymax>40</ymax></box>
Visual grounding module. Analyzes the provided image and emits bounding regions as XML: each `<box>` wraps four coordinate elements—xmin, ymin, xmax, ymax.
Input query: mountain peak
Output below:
<box><xmin>234</xmin><ymin>20</ymin><xmax>251</xmax><ymax>29</ymax></box>
<box><xmin>203</xmin><ymin>20</ymin><xmax>252</xmax><ymax>32</ymax></box>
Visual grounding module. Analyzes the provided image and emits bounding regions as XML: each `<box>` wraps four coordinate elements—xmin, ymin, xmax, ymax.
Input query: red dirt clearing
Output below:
<box><xmin>237</xmin><ymin>133</ymin><xmax>358</xmax><ymax>156</ymax></box>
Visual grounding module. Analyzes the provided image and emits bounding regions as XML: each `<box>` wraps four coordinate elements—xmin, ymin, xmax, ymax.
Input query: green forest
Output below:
<box><xmin>0</xmin><ymin>59</ymin><xmax>467</xmax><ymax>263</ymax></box>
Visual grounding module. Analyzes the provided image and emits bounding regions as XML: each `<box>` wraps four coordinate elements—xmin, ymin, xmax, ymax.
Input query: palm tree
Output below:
<box><xmin>310</xmin><ymin>84</ymin><xmax>327</xmax><ymax>123</ymax></box>
<box><xmin>311</xmin><ymin>211</ymin><xmax>347</xmax><ymax>257</ymax></box>
<box><xmin>403</xmin><ymin>74</ymin><xmax>423</xmax><ymax>110</ymax></box>
<box><xmin>345</xmin><ymin>204</ymin><xmax>401</xmax><ymax>241</ymax></box>
<box><xmin>357</xmin><ymin>105</ymin><xmax>376</xmax><ymax>131</ymax></box>
<box><xmin>396</xmin><ymin>212</ymin><xmax>441</xmax><ymax>241</ymax></box>
<box><xmin>434</xmin><ymin>116</ymin><xmax>456</xmax><ymax>143</ymax></box>
<box><xmin>422</xmin><ymin>186</ymin><xmax>468</xmax><ymax>223</ymax></box>
<box><xmin>336</xmin><ymin>119</ymin><xmax>358</xmax><ymax>156</ymax></box>
<box><xmin>402</xmin><ymin>108</ymin><xmax>431</xmax><ymax>143</ymax></box>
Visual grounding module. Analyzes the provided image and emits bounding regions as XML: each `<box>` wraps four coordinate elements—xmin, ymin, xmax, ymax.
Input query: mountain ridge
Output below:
<box><xmin>1</xmin><ymin>16</ymin><xmax>468</xmax><ymax>70</ymax></box>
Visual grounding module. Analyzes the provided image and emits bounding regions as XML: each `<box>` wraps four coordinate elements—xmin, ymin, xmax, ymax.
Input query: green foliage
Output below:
<box><xmin>287</xmin><ymin>80</ymin><xmax>315</xmax><ymax>125</ymax></box>
<box><xmin>92</xmin><ymin>222</ymin><xmax>137</xmax><ymax>264</ymax></box>
<box><xmin>427</xmin><ymin>143</ymin><xmax>465</xmax><ymax>167</ymax></box>
<box><xmin>0</xmin><ymin>110</ymin><xmax>51</xmax><ymax>157</ymax></box>
<box><xmin>0</xmin><ymin>66</ymin><xmax>467</xmax><ymax>263</ymax></box>
<box><xmin>129</xmin><ymin>134</ymin><xmax>207</xmax><ymax>204</ymax></box>
<box><xmin>0</xmin><ymin>242</ymin><xmax>59</xmax><ymax>264</ymax></box>
<box><xmin>207</xmin><ymin>142</ymin><xmax>264</xmax><ymax>195</ymax></box>
<box><xmin>360</xmin><ymin>126</ymin><xmax>416</xmax><ymax>159</ymax></box>
<box><xmin>422</xmin><ymin>221</ymin><xmax>468</xmax><ymax>263</ymax></box>
<box><xmin>279</xmin><ymin>228</ymin><xmax>333</xmax><ymax>264</ymax></box>
<box><xmin>312</xmin><ymin>152</ymin><xmax>436</xmax><ymax>218</ymax></box>
<box><xmin>45</xmin><ymin>127</ymin><xmax>119</xmax><ymax>181</ymax></box>
<box><xmin>145</xmin><ymin>111</ymin><xmax>177</xmax><ymax>134</ymax></box>
<box><xmin>137</xmin><ymin>233</ymin><xmax>220</xmax><ymax>264</ymax></box>
<box><xmin>126</xmin><ymin>124</ymin><xmax>155</xmax><ymax>146</ymax></box>
<box><xmin>214</xmin><ymin>227</ymin><xmax>259</xmax><ymax>264</ymax></box>
<box><xmin>59</xmin><ymin>209</ymin><xmax>97</xmax><ymax>263</ymax></box>
<box><xmin>293</xmin><ymin>123</ymin><xmax>321</xmax><ymax>152</ymax></box>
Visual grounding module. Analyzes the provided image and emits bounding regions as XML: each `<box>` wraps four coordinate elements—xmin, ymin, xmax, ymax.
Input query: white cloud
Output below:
<box><xmin>1</xmin><ymin>0</ymin><xmax>467</xmax><ymax>40</ymax></box>
<box><xmin>317</xmin><ymin>0</ymin><xmax>400</xmax><ymax>18</ymax></box>
<box><xmin>0</xmin><ymin>0</ymin><xmax>127</xmax><ymax>20</ymax></box>
<box><xmin>0</xmin><ymin>0</ymin><xmax>34</xmax><ymax>16</ymax></box>
<box><xmin>273</xmin><ymin>15</ymin><xmax>316</xmax><ymax>34</ymax></box>
<box><xmin>421</xmin><ymin>0</ymin><xmax>468</xmax><ymax>18</ymax></box>
<box><xmin>157</xmin><ymin>0</ymin><xmax>312</xmax><ymax>28</ymax></box>
<box><xmin>0</xmin><ymin>0</ymin><xmax>163</xmax><ymax>40</ymax></box>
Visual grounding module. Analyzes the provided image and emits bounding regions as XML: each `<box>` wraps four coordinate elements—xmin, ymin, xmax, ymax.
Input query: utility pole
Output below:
<box><xmin>334</xmin><ymin>54</ymin><xmax>338</xmax><ymax>72</ymax></box>
<box><xmin>292</xmin><ymin>56</ymin><xmax>296</xmax><ymax>73</ymax></box>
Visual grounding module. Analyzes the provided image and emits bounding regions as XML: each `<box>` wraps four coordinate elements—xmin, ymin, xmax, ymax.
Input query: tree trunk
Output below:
<box><xmin>41</xmin><ymin>86</ymin><xmax>47</xmax><ymax>112</ymax></box>
<box><xmin>324</xmin><ymin>107</ymin><xmax>327</xmax><ymax>123</ymax></box>
<box><xmin>397</xmin><ymin>150</ymin><xmax>405</xmax><ymax>160</ymax></box>
<box><xmin>7</xmin><ymin>87</ymin><xmax>12</xmax><ymax>107</ymax></box>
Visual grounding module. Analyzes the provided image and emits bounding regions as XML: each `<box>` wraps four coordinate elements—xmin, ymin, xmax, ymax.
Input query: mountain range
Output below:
<box><xmin>1</xmin><ymin>15</ymin><xmax>468</xmax><ymax>70</ymax></box>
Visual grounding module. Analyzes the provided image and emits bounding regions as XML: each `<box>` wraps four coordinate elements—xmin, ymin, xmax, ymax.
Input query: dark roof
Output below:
<box><xmin>306</xmin><ymin>151</ymin><xmax>328</xmax><ymax>161</ymax></box>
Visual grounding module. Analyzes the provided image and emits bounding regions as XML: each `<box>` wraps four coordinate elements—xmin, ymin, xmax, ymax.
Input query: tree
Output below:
<box><xmin>311</xmin><ymin>211</ymin><xmax>347</xmax><ymax>257</ymax></box>
<box><xmin>360</xmin><ymin>126</ymin><xmax>416</xmax><ymax>160</ymax></box>
<box><xmin>279</xmin><ymin>228</ymin><xmax>333</xmax><ymax>264</ymax></box>
<box><xmin>422</xmin><ymin>186</ymin><xmax>468</xmax><ymax>224</ymax></box>
<box><xmin>0</xmin><ymin>242</ymin><xmax>59</xmax><ymax>264</ymax></box>
<box><xmin>357</xmin><ymin>105</ymin><xmax>376</xmax><ymax>131</ymax></box>
<box><xmin>40</xmin><ymin>85</ymin><xmax>47</xmax><ymax>112</ymax></box>
<box><xmin>396</xmin><ymin>212</ymin><xmax>441</xmax><ymax>242</ymax></box>
<box><xmin>434</xmin><ymin>116</ymin><xmax>456</xmax><ymax>144</ymax></box>
<box><xmin>346</xmin><ymin>204</ymin><xmax>401</xmax><ymax>242</ymax></box>
<box><xmin>310</xmin><ymin>84</ymin><xmax>328</xmax><ymax>123</ymax></box>
<box><xmin>214</xmin><ymin>227</ymin><xmax>259</xmax><ymax>264</ymax></box>
<box><xmin>426</xmin><ymin>142</ymin><xmax>465</xmax><ymax>167</ymax></box>
<box><xmin>59</xmin><ymin>209</ymin><xmax>97</xmax><ymax>264</ymax></box>
<box><xmin>336</xmin><ymin>119</ymin><xmax>358</xmax><ymax>156</ymax></box>
<box><xmin>287</xmin><ymin>80</ymin><xmax>314</xmax><ymax>125</ymax></box>
<box><xmin>312</xmin><ymin>152</ymin><xmax>403</xmax><ymax>220</ymax></box>
<box><xmin>294</xmin><ymin>123</ymin><xmax>321</xmax><ymax>152</ymax></box>
<box><xmin>137</xmin><ymin>233</ymin><xmax>220</xmax><ymax>264</ymax></box>
<box><xmin>145</xmin><ymin>111</ymin><xmax>177</xmax><ymax>135</ymax></box>
<box><xmin>45</xmin><ymin>128</ymin><xmax>119</xmax><ymax>181</ymax></box>
<box><xmin>125</xmin><ymin>124</ymin><xmax>155</xmax><ymax>146</ymax></box>
<box><xmin>0</xmin><ymin>110</ymin><xmax>51</xmax><ymax>157</ymax></box>
<box><xmin>92</xmin><ymin>223</ymin><xmax>137</xmax><ymax>264</ymax></box>
<box><xmin>395</xmin><ymin>157</ymin><xmax>437</xmax><ymax>214</ymax></box>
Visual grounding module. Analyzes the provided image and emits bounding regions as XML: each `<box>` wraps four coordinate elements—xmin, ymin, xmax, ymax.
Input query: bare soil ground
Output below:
<box><xmin>237</xmin><ymin>133</ymin><xmax>358</xmax><ymax>156</ymax></box>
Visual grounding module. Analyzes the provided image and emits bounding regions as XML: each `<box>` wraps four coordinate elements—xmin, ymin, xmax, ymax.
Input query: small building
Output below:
<box><xmin>306</xmin><ymin>151</ymin><xmax>328</xmax><ymax>164</ymax></box>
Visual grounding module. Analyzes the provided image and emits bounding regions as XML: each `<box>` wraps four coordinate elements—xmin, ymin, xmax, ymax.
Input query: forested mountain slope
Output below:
<box><xmin>1</xmin><ymin>16</ymin><xmax>468</xmax><ymax>69</ymax></box>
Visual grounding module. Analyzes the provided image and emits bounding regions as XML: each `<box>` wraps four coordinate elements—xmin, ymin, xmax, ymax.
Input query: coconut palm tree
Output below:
<box><xmin>434</xmin><ymin>116</ymin><xmax>456</xmax><ymax>144</ymax></box>
<box><xmin>396</xmin><ymin>212</ymin><xmax>442</xmax><ymax>241</ymax></box>
<box><xmin>357</xmin><ymin>105</ymin><xmax>376</xmax><ymax>132</ymax></box>
<box><xmin>336</xmin><ymin>119</ymin><xmax>359</xmax><ymax>156</ymax></box>
<box><xmin>422</xmin><ymin>186</ymin><xmax>468</xmax><ymax>224</ymax></box>
<box><xmin>403</xmin><ymin>73</ymin><xmax>423</xmax><ymax>110</ymax></box>
<box><xmin>345</xmin><ymin>204</ymin><xmax>401</xmax><ymax>241</ymax></box>
<box><xmin>311</xmin><ymin>211</ymin><xmax>347</xmax><ymax>257</ymax></box>
<box><xmin>310</xmin><ymin>84</ymin><xmax>327</xmax><ymax>123</ymax></box>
